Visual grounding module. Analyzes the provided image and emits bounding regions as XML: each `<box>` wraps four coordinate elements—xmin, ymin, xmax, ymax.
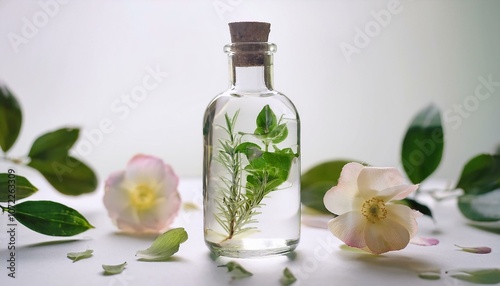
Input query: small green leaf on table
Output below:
<box><xmin>401</xmin><ymin>104</ymin><xmax>444</xmax><ymax>184</ymax></box>
<box><xmin>102</xmin><ymin>262</ymin><xmax>127</xmax><ymax>275</ymax></box>
<box><xmin>12</xmin><ymin>200</ymin><xmax>94</xmax><ymax>236</ymax></box>
<box><xmin>0</xmin><ymin>173</ymin><xmax>38</xmax><ymax>202</ymax></box>
<box><xmin>446</xmin><ymin>268</ymin><xmax>500</xmax><ymax>284</ymax></box>
<box><xmin>0</xmin><ymin>84</ymin><xmax>22</xmax><ymax>153</ymax></box>
<box><xmin>281</xmin><ymin>267</ymin><xmax>297</xmax><ymax>285</ymax></box>
<box><xmin>67</xmin><ymin>249</ymin><xmax>93</xmax><ymax>262</ymax></box>
<box><xmin>218</xmin><ymin>261</ymin><xmax>253</xmax><ymax>280</ymax></box>
<box><xmin>136</xmin><ymin>228</ymin><xmax>188</xmax><ymax>261</ymax></box>
<box><xmin>418</xmin><ymin>270</ymin><xmax>441</xmax><ymax>280</ymax></box>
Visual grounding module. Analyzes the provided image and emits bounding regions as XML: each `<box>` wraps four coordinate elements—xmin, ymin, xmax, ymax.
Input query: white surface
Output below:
<box><xmin>1</xmin><ymin>178</ymin><xmax>499</xmax><ymax>286</ymax></box>
<box><xmin>0</xmin><ymin>0</ymin><xmax>499</xmax><ymax>181</ymax></box>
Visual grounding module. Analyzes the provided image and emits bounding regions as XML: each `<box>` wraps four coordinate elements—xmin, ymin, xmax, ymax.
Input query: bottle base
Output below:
<box><xmin>205</xmin><ymin>238</ymin><xmax>299</xmax><ymax>258</ymax></box>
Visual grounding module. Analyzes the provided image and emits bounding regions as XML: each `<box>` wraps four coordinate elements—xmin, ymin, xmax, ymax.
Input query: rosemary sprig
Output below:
<box><xmin>214</xmin><ymin>106</ymin><xmax>297</xmax><ymax>241</ymax></box>
<box><xmin>214</xmin><ymin>111</ymin><xmax>256</xmax><ymax>239</ymax></box>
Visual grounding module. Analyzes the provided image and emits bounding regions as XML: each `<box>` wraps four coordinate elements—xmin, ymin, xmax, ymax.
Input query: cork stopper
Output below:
<box><xmin>229</xmin><ymin>22</ymin><xmax>270</xmax><ymax>43</ymax></box>
<box><xmin>228</xmin><ymin>22</ymin><xmax>272</xmax><ymax>67</ymax></box>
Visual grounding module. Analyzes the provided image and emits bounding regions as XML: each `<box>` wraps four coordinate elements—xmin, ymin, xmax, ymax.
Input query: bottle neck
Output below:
<box><xmin>229</xmin><ymin>61</ymin><xmax>274</xmax><ymax>92</ymax></box>
<box><xmin>224</xmin><ymin>42</ymin><xmax>276</xmax><ymax>93</ymax></box>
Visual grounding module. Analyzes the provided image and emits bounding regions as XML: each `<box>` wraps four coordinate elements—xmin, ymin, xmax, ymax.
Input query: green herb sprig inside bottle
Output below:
<box><xmin>203</xmin><ymin>22</ymin><xmax>300</xmax><ymax>258</ymax></box>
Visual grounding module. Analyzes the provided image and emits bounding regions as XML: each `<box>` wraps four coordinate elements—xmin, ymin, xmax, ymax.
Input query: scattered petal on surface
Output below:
<box><xmin>182</xmin><ymin>202</ymin><xmax>200</xmax><ymax>211</ymax></box>
<box><xmin>67</xmin><ymin>249</ymin><xmax>93</xmax><ymax>262</ymax></box>
<box><xmin>455</xmin><ymin>244</ymin><xmax>492</xmax><ymax>254</ymax></box>
<box><xmin>410</xmin><ymin>236</ymin><xmax>440</xmax><ymax>246</ymax></box>
<box><xmin>102</xmin><ymin>262</ymin><xmax>127</xmax><ymax>275</ymax></box>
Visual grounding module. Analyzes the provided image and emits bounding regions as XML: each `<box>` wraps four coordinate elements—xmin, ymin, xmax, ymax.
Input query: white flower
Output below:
<box><xmin>103</xmin><ymin>154</ymin><xmax>181</xmax><ymax>234</ymax></box>
<box><xmin>323</xmin><ymin>162</ymin><xmax>421</xmax><ymax>254</ymax></box>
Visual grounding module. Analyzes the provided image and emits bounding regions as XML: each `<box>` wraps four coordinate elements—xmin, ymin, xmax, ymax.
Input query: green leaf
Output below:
<box><xmin>255</xmin><ymin>105</ymin><xmax>277</xmax><ymax>135</ymax></box>
<box><xmin>447</xmin><ymin>268</ymin><xmax>500</xmax><ymax>284</ymax></box>
<box><xmin>102</xmin><ymin>262</ymin><xmax>127</xmax><ymax>275</ymax></box>
<box><xmin>458</xmin><ymin>190</ymin><xmax>500</xmax><ymax>222</ymax></box>
<box><xmin>0</xmin><ymin>84</ymin><xmax>22</xmax><ymax>153</ymax></box>
<box><xmin>247</xmin><ymin>151</ymin><xmax>295</xmax><ymax>182</ymax></box>
<box><xmin>401</xmin><ymin>104</ymin><xmax>444</xmax><ymax>184</ymax></box>
<box><xmin>28</xmin><ymin>156</ymin><xmax>98</xmax><ymax>196</ymax></box>
<box><xmin>218</xmin><ymin>261</ymin><xmax>253</xmax><ymax>280</ymax></box>
<box><xmin>0</xmin><ymin>173</ymin><xmax>38</xmax><ymax>202</ymax></box>
<box><xmin>301</xmin><ymin>182</ymin><xmax>336</xmax><ymax>214</ymax></box>
<box><xmin>395</xmin><ymin>197</ymin><xmax>434</xmax><ymax>220</ymax></box>
<box><xmin>270</xmin><ymin>123</ymin><xmax>288</xmax><ymax>144</ymax></box>
<box><xmin>136</xmin><ymin>228</ymin><xmax>188</xmax><ymax>261</ymax></box>
<box><xmin>301</xmin><ymin>160</ymin><xmax>360</xmax><ymax>214</ymax></box>
<box><xmin>456</xmin><ymin>154</ymin><xmax>500</xmax><ymax>195</ymax></box>
<box><xmin>12</xmin><ymin>200</ymin><xmax>94</xmax><ymax>236</ymax></box>
<box><xmin>418</xmin><ymin>271</ymin><xmax>441</xmax><ymax>280</ymax></box>
<box><xmin>456</xmin><ymin>154</ymin><xmax>500</xmax><ymax>222</ymax></box>
<box><xmin>67</xmin><ymin>249</ymin><xmax>93</xmax><ymax>262</ymax></box>
<box><xmin>235</xmin><ymin>142</ymin><xmax>262</xmax><ymax>161</ymax></box>
<box><xmin>28</xmin><ymin>128</ymin><xmax>79</xmax><ymax>160</ymax></box>
<box><xmin>281</xmin><ymin>267</ymin><xmax>297</xmax><ymax>285</ymax></box>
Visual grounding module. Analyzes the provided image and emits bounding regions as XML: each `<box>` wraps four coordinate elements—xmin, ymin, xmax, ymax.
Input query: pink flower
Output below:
<box><xmin>103</xmin><ymin>154</ymin><xmax>181</xmax><ymax>234</ymax></box>
<box><xmin>323</xmin><ymin>162</ymin><xmax>421</xmax><ymax>254</ymax></box>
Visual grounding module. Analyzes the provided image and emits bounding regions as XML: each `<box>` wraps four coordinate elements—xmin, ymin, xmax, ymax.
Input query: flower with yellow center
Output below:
<box><xmin>323</xmin><ymin>162</ymin><xmax>421</xmax><ymax>254</ymax></box>
<box><xmin>103</xmin><ymin>154</ymin><xmax>181</xmax><ymax>234</ymax></box>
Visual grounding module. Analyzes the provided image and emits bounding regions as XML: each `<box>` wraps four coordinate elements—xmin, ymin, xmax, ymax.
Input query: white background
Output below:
<box><xmin>1</xmin><ymin>0</ymin><xmax>499</xmax><ymax>182</ymax></box>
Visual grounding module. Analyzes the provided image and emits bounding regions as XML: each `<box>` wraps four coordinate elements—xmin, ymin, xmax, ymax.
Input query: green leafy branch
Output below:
<box><xmin>0</xmin><ymin>82</ymin><xmax>96</xmax><ymax>236</ymax></box>
<box><xmin>214</xmin><ymin>111</ymin><xmax>249</xmax><ymax>239</ymax></box>
<box><xmin>215</xmin><ymin>105</ymin><xmax>297</xmax><ymax>240</ymax></box>
<box><xmin>301</xmin><ymin>104</ymin><xmax>500</xmax><ymax>223</ymax></box>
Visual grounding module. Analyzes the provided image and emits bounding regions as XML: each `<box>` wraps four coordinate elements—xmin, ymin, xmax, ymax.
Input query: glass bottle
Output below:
<box><xmin>203</xmin><ymin>22</ymin><xmax>300</xmax><ymax>258</ymax></box>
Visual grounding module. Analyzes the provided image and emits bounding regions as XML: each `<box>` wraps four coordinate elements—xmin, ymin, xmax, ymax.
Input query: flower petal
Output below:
<box><xmin>364</xmin><ymin>218</ymin><xmax>411</xmax><ymax>254</ymax></box>
<box><xmin>125</xmin><ymin>154</ymin><xmax>169</xmax><ymax>186</ymax></box>
<box><xmin>411</xmin><ymin>236</ymin><xmax>440</xmax><ymax>246</ymax></box>
<box><xmin>324</xmin><ymin>162</ymin><xmax>364</xmax><ymax>215</ymax></box>
<box><xmin>157</xmin><ymin>164</ymin><xmax>179</xmax><ymax>197</ymax></box>
<box><xmin>378</xmin><ymin>184</ymin><xmax>419</xmax><ymax>202</ymax></box>
<box><xmin>455</xmin><ymin>245</ymin><xmax>492</xmax><ymax>254</ymax></box>
<box><xmin>328</xmin><ymin>211</ymin><xmax>367</xmax><ymax>249</ymax></box>
<box><xmin>103</xmin><ymin>171</ymin><xmax>132</xmax><ymax>216</ymax></box>
<box><xmin>357</xmin><ymin>167</ymin><xmax>405</xmax><ymax>199</ymax></box>
<box><xmin>385</xmin><ymin>204</ymin><xmax>421</xmax><ymax>239</ymax></box>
